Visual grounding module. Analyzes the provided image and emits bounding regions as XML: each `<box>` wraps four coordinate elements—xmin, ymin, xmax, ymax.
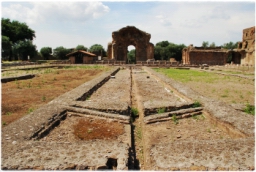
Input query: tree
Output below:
<box><xmin>210</xmin><ymin>42</ymin><xmax>216</xmax><ymax>47</ymax></box>
<box><xmin>76</xmin><ymin>45</ymin><xmax>87</xmax><ymax>51</ymax></box>
<box><xmin>53</xmin><ymin>46</ymin><xmax>71</xmax><ymax>60</ymax></box>
<box><xmin>154</xmin><ymin>41</ymin><xmax>186</xmax><ymax>61</ymax></box>
<box><xmin>12</xmin><ymin>40</ymin><xmax>37</xmax><ymax>60</ymax></box>
<box><xmin>89</xmin><ymin>44</ymin><xmax>106</xmax><ymax>57</ymax></box>
<box><xmin>127</xmin><ymin>49</ymin><xmax>136</xmax><ymax>64</ymax></box>
<box><xmin>156</xmin><ymin>41</ymin><xmax>169</xmax><ymax>47</ymax></box>
<box><xmin>2</xmin><ymin>18</ymin><xmax>36</xmax><ymax>60</ymax></box>
<box><xmin>40</xmin><ymin>47</ymin><xmax>52</xmax><ymax>60</ymax></box>
<box><xmin>1</xmin><ymin>36</ymin><xmax>12</xmax><ymax>60</ymax></box>
<box><xmin>222</xmin><ymin>41</ymin><xmax>238</xmax><ymax>50</ymax></box>
<box><xmin>202</xmin><ymin>41</ymin><xmax>209</xmax><ymax>48</ymax></box>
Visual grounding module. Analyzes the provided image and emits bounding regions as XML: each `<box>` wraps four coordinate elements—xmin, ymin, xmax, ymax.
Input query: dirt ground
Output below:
<box><xmin>2</xmin><ymin>67</ymin><xmax>108</xmax><ymax>126</ymax></box>
<box><xmin>41</xmin><ymin>114</ymin><xmax>125</xmax><ymax>142</ymax></box>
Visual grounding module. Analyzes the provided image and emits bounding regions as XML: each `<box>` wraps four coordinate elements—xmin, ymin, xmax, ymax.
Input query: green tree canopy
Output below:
<box><xmin>156</xmin><ymin>41</ymin><xmax>170</xmax><ymax>47</ymax></box>
<box><xmin>89</xmin><ymin>44</ymin><xmax>106</xmax><ymax>57</ymax></box>
<box><xmin>2</xmin><ymin>36</ymin><xmax>12</xmax><ymax>60</ymax></box>
<box><xmin>154</xmin><ymin>41</ymin><xmax>186</xmax><ymax>61</ymax></box>
<box><xmin>40</xmin><ymin>47</ymin><xmax>52</xmax><ymax>60</ymax></box>
<box><xmin>53</xmin><ymin>46</ymin><xmax>71</xmax><ymax>60</ymax></box>
<box><xmin>12</xmin><ymin>40</ymin><xmax>37</xmax><ymax>60</ymax></box>
<box><xmin>210</xmin><ymin>42</ymin><xmax>216</xmax><ymax>47</ymax></box>
<box><xmin>202</xmin><ymin>41</ymin><xmax>209</xmax><ymax>48</ymax></box>
<box><xmin>1</xmin><ymin>18</ymin><xmax>36</xmax><ymax>60</ymax></box>
<box><xmin>222</xmin><ymin>41</ymin><xmax>238</xmax><ymax>50</ymax></box>
<box><xmin>76</xmin><ymin>45</ymin><xmax>88</xmax><ymax>51</ymax></box>
<box><xmin>127</xmin><ymin>49</ymin><xmax>136</xmax><ymax>64</ymax></box>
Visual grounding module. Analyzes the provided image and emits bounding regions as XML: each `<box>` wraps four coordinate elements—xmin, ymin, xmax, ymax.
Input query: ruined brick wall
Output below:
<box><xmin>107</xmin><ymin>26</ymin><xmax>154</xmax><ymax>62</ymax></box>
<box><xmin>147</xmin><ymin>43</ymin><xmax>154</xmax><ymax>60</ymax></box>
<box><xmin>182</xmin><ymin>45</ymin><xmax>229</xmax><ymax>65</ymax></box>
<box><xmin>188</xmin><ymin>51</ymin><xmax>229</xmax><ymax>65</ymax></box>
<box><xmin>107</xmin><ymin>42</ymin><xmax>113</xmax><ymax>60</ymax></box>
<box><xmin>237</xmin><ymin>26</ymin><xmax>255</xmax><ymax>65</ymax></box>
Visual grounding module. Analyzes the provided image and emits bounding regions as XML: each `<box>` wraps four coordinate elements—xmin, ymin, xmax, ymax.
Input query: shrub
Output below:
<box><xmin>157</xmin><ymin>107</ymin><xmax>166</xmax><ymax>114</ymax></box>
<box><xmin>131</xmin><ymin>107</ymin><xmax>139</xmax><ymax>118</ymax></box>
<box><xmin>192</xmin><ymin>101</ymin><xmax>201</xmax><ymax>108</ymax></box>
<box><xmin>244</xmin><ymin>104</ymin><xmax>255</xmax><ymax>115</ymax></box>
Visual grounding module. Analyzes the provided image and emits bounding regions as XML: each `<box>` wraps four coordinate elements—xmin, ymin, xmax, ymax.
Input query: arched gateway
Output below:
<box><xmin>107</xmin><ymin>26</ymin><xmax>154</xmax><ymax>63</ymax></box>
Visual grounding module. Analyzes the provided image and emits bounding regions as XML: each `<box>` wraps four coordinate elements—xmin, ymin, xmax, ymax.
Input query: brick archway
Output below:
<box><xmin>107</xmin><ymin>26</ymin><xmax>154</xmax><ymax>62</ymax></box>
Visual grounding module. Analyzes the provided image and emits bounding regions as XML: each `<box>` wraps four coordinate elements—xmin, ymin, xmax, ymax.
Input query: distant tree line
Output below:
<box><xmin>201</xmin><ymin>41</ymin><xmax>238</xmax><ymax>49</ymax></box>
<box><xmin>1</xmin><ymin>18</ymin><xmax>107</xmax><ymax>61</ymax></box>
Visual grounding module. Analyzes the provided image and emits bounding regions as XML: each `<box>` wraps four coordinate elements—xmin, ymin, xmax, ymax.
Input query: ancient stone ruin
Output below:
<box><xmin>182</xmin><ymin>26</ymin><xmax>255</xmax><ymax>66</ymax></box>
<box><xmin>107</xmin><ymin>26</ymin><xmax>154</xmax><ymax>63</ymax></box>
<box><xmin>236</xmin><ymin>26</ymin><xmax>255</xmax><ymax>65</ymax></box>
<box><xmin>2</xmin><ymin>66</ymin><xmax>254</xmax><ymax>170</ymax></box>
<box><xmin>182</xmin><ymin>45</ymin><xmax>230</xmax><ymax>65</ymax></box>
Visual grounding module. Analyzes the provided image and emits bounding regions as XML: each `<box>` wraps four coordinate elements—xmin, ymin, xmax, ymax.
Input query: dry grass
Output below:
<box><xmin>2</xmin><ymin>66</ymin><xmax>109</xmax><ymax>127</ymax></box>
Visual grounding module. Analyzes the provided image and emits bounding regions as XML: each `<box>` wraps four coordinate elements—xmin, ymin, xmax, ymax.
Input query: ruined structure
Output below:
<box><xmin>183</xmin><ymin>26</ymin><xmax>255</xmax><ymax>66</ymax></box>
<box><xmin>107</xmin><ymin>26</ymin><xmax>154</xmax><ymax>63</ymax></box>
<box><xmin>235</xmin><ymin>26</ymin><xmax>255</xmax><ymax>65</ymax></box>
<box><xmin>66</xmin><ymin>50</ymin><xmax>97</xmax><ymax>64</ymax></box>
<box><xmin>182</xmin><ymin>45</ymin><xmax>230</xmax><ymax>65</ymax></box>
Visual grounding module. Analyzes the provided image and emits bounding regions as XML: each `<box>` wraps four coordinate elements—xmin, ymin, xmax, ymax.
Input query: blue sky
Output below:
<box><xmin>1</xmin><ymin>1</ymin><xmax>255</xmax><ymax>51</ymax></box>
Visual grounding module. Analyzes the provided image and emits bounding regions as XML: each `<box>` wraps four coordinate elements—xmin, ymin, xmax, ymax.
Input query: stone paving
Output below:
<box><xmin>2</xmin><ymin>66</ymin><xmax>255</xmax><ymax>170</ymax></box>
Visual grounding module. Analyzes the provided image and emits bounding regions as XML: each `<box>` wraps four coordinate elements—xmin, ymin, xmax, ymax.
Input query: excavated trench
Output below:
<box><xmin>26</xmin><ymin>66</ymin><xmax>247</xmax><ymax>170</ymax></box>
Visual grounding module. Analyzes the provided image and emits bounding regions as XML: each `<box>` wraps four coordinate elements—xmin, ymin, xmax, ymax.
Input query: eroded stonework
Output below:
<box><xmin>236</xmin><ymin>26</ymin><xmax>255</xmax><ymax>65</ymax></box>
<box><xmin>182</xmin><ymin>45</ymin><xmax>230</xmax><ymax>65</ymax></box>
<box><xmin>107</xmin><ymin>26</ymin><xmax>154</xmax><ymax>62</ymax></box>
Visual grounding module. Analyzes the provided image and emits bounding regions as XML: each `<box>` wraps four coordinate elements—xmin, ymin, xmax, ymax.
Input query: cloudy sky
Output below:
<box><xmin>1</xmin><ymin>1</ymin><xmax>255</xmax><ymax>51</ymax></box>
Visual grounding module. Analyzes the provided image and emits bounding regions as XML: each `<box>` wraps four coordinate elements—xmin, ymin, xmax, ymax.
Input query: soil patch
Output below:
<box><xmin>2</xmin><ymin>67</ymin><xmax>108</xmax><ymax>126</ymax></box>
<box><xmin>41</xmin><ymin>115</ymin><xmax>125</xmax><ymax>142</ymax></box>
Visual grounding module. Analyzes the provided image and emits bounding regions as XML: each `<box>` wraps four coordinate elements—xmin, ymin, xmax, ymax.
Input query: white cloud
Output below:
<box><xmin>2</xmin><ymin>1</ymin><xmax>110</xmax><ymax>25</ymax></box>
<box><xmin>155</xmin><ymin>15</ymin><xmax>172</xmax><ymax>27</ymax></box>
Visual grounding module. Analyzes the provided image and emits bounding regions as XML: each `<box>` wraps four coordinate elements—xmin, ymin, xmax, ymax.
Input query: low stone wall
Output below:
<box><xmin>1</xmin><ymin>74</ymin><xmax>36</xmax><ymax>83</ymax></box>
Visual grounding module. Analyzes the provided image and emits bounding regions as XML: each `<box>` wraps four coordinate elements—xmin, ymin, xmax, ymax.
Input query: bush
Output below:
<box><xmin>131</xmin><ymin>107</ymin><xmax>139</xmax><ymax>117</ymax></box>
<box><xmin>244</xmin><ymin>104</ymin><xmax>255</xmax><ymax>115</ymax></box>
<box><xmin>192</xmin><ymin>101</ymin><xmax>201</xmax><ymax>108</ymax></box>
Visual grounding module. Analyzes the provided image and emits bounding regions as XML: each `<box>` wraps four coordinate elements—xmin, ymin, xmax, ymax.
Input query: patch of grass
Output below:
<box><xmin>157</xmin><ymin>107</ymin><xmax>166</xmax><ymax>114</ymax></box>
<box><xmin>15</xmin><ymin>79</ymin><xmax>21</xmax><ymax>89</ymax></box>
<box><xmin>244</xmin><ymin>104</ymin><xmax>255</xmax><ymax>115</ymax></box>
<box><xmin>27</xmin><ymin>81</ymin><xmax>32</xmax><ymax>88</ymax></box>
<box><xmin>221</xmin><ymin>94</ymin><xmax>228</xmax><ymax>98</ymax></box>
<box><xmin>154</xmin><ymin>68</ymin><xmax>218</xmax><ymax>83</ymax></box>
<box><xmin>172</xmin><ymin>114</ymin><xmax>179</xmax><ymax>125</ymax></box>
<box><xmin>5</xmin><ymin>112</ymin><xmax>12</xmax><ymax>116</ymax></box>
<box><xmin>2</xmin><ymin>122</ymin><xmax>7</xmax><ymax>126</ymax></box>
<box><xmin>207</xmin><ymin>128</ymin><xmax>211</xmax><ymax>133</ymax></box>
<box><xmin>131</xmin><ymin>107</ymin><xmax>139</xmax><ymax>118</ymax></box>
<box><xmin>42</xmin><ymin>95</ymin><xmax>46</xmax><ymax>102</ymax></box>
<box><xmin>192</xmin><ymin>101</ymin><xmax>201</xmax><ymax>108</ymax></box>
<box><xmin>136</xmin><ymin>127</ymin><xmax>142</xmax><ymax>139</ymax></box>
<box><xmin>86</xmin><ymin>95</ymin><xmax>90</xmax><ymax>100</ymax></box>
<box><xmin>192</xmin><ymin>114</ymin><xmax>199</xmax><ymax>120</ymax></box>
<box><xmin>200</xmin><ymin>114</ymin><xmax>205</xmax><ymax>120</ymax></box>
<box><xmin>27</xmin><ymin>107</ymin><xmax>34</xmax><ymax>114</ymax></box>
